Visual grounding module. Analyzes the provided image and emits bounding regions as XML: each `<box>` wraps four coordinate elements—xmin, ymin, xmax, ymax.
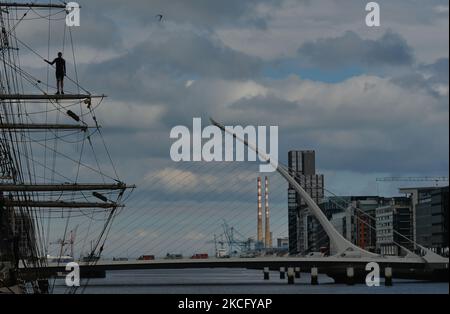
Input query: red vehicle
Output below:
<box><xmin>138</xmin><ymin>255</ymin><xmax>155</xmax><ymax>261</ymax></box>
<box><xmin>191</xmin><ymin>253</ymin><xmax>208</xmax><ymax>259</ymax></box>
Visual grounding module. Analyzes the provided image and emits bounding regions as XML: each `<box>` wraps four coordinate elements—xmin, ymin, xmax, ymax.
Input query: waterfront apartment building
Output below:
<box><xmin>311</xmin><ymin>188</ymin><xmax>443</xmax><ymax>257</ymax></box>
<box><xmin>325</xmin><ymin>196</ymin><xmax>391</xmax><ymax>253</ymax></box>
<box><xmin>287</xmin><ymin>150</ymin><xmax>324</xmax><ymax>254</ymax></box>
<box><xmin>320</xmin><ymin>196</ymin><xmax>351</xmax><ymax>254</ymax></box>
<box><xmin>400</xmin><ymin>186</ymin><xmax>449</xmax><ymax>256</ymax></box>
<box><xmin>375</xmin><ymin>197</ymin><xmax>413</xmax><ymax>256</ymax></box>
<box><xmin>350</xmin><ymin>197</ymin><xmax>387</xmax><ymax>252</ymax></box>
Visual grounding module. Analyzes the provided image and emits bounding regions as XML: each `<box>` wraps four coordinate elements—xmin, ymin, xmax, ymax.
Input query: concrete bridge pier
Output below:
<box><xmin>346</xmin><ymin>267</ymin><xmax>355</xmax><ymax>286</ymax></box>
<box><xmin>280</xmin><ymin>267</ymin><xmax>285</xmax><ymax>279</ymax></box>
<box><xmin>311</xmin><ymin>267</ymin><xmax>319</xmax><ymax>285</ymax></box>
<box><xmin>295</xmin><ymin>267</ymin><xmax>301</xmax><ymax>278</ymax></box>
<box><xmin>263</xmin><ymin>267</ymin><xmax>269</xmax><ymax>280</ymax></box>
<box><xmin>385</xmin><ymin>267</ymin><xmax>393</xmax><ymax>286</ymax></box>
<box><xmin>287</xmin><ymin>268</ymin><xmax>295</xmax><ymax>284</ymax></box>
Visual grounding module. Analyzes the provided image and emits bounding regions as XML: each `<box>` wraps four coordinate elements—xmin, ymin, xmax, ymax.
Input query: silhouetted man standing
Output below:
<box><xmin>44</xmin><ymin>52</ymin><xmax>66</xmax><ymax>94</ymax></box>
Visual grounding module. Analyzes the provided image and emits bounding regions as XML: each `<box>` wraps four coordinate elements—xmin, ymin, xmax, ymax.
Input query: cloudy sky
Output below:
<box><xmin>10</xmin><ymin>0</ymin><xmax>449</xmax><ymax>256</ymax></box>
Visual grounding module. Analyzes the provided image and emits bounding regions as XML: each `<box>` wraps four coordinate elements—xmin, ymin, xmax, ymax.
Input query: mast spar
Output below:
<box><xmin>0</xmin><ymin>2</ymin><xmax>67</xmax><ymax>9</ymax></box>
<box><xmin>0</xmin><ymin>124</ymin><xmax>91</xmax><ymax>131</ymax></box>
<box><xmin>0</xmin><ymin>94</ymin><xmax>105</xmax><ymax>100</ymax></box>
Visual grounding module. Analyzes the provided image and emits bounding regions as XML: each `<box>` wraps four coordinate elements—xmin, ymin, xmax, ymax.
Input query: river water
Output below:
<box><xmin>51</xmin><ymin>268</ymin><xmax>449</xmax><ymax>294</ymax></box>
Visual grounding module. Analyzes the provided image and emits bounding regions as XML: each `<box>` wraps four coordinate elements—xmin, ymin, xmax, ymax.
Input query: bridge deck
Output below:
<box><xmin>23</xmin><ymin>256</ymin><xmax>432</xmax><ymax>273</ymax></box>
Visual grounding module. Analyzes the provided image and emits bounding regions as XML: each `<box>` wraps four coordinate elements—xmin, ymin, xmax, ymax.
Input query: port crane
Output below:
<box><xmin>221</xmin><ymin>221</ymin><xmax>254</xmax><ymax>256</ymax></box>
<box><xmin>207</xmin><ymin>221</ymin><xmax>255</xmax><ymax>257</ymax></box>
<box><xmin>50</xmin><ymin>225</ymin><xmax>78</xmax><ymax>258</ymax></box>
<box><xmin>207</xmin><ymin>234</ymin><xmax>227</xmax><ymax>257</ymax></box>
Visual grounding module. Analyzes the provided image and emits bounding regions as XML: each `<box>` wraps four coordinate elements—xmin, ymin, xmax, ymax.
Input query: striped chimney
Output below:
<box><xmin>257</xmin><ymin>177</ymin><xmax>263</xmax><ymax>243</ymax></box>
<box><xmin>265</xmin><ymin>176</ymin><xmax>271</xmax><ymax>248</ymax></box>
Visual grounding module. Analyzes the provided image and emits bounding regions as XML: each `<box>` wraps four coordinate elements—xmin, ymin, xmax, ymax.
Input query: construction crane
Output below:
<box><xmin>50</xmin><ymin>225</ymin><xmax>78</xmax><ymax>258</ymax></box>
<box><xmin>376</xmin><ymin>176</ymin><xmax>448</xmax><ymax>186</ymax></box>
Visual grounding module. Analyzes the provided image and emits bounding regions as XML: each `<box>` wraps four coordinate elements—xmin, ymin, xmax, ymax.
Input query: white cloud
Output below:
<box><xmin>185</xmin><ymin>80</ymin><xmax>195</xmax><ymax>88</ymax></box>
<box><xmin>434</xmin><ymin>5</ymin><xmax>449</xmax><ymax>14</ymax></box>
<box><xmin>96</xmin><ymin>100</ymin><xmax>167</xmax><ymax>129</ymax></box>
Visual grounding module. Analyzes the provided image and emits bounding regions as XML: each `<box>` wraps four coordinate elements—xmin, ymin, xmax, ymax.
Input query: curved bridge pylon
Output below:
<box><xmin>210</xmin><ymin>118</ymin><xmax>448</xmax><ymax>266</ymax></box>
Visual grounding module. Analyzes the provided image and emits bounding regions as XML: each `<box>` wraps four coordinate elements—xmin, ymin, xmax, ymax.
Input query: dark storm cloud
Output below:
<box><xmin>86</xmin><ymin>0</ymin><xmax>280</xmax><ymax>29</ymax></box>
<box><xmin>390</xmin><ymin>58</ymin><xmax>449</xmax><ymax>98</ymax></box>
<box><xmin>128</xmin><ymin>31</ymin><xmax>263</xmax><ymax>79</ymax></box>
<box><xmin>216</xmin><ymin>73</ymin><xmax>448</xmax><ymax>175</ymax></box>
<box><xmin>298</xmin><ymin>31</ymin><xmax>414</xmax><ymax>68</ymax></box>
<box><xmin>80</xmin><ymin>29</ymin><xmax>262</xmax><ymax>99</ymax></box>
<box><xmin>419</xmin><ymin>58</ymin><xmax>449</xmax><ymax>85</ymax></box>
<box><xmin>70</xmin><ymin>11</ymin><xmax>123</xmax><ymax>49</ymax></box>
<box><xmin>14</xmin><ymin>10</ymin><xmax>121</xmax><ymax>53</ymax></box>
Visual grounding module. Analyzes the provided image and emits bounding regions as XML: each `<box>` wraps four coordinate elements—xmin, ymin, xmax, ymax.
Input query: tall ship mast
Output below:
<box><xmin>0</xmin><ymin>1</ymin><xmax>134</xmax><ymax>293</ymax></box>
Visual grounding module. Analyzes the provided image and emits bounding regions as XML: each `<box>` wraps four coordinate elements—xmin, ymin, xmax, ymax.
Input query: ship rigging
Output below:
<box><xmin>0</xmin><ymin>1</ymin><xmax>134</xmax><ymax>294</ymax></box>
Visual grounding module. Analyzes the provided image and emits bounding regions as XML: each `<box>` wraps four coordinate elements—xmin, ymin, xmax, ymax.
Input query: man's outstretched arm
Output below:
<box><xmin>44</xmin><ymin>58</ymin><xmax>56</xmax><ymax>65</ymax></box>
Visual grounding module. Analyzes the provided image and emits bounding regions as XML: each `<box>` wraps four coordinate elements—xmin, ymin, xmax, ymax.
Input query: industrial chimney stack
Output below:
<box><xmin>264</xmin><ymin>176</ymin><xmax>271</xmax><ymax>248</ymax></box>
<box><xmin>257</xmin><ymin>177</ymin><xmax>263</xmax><ymax>243</ymax></box>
